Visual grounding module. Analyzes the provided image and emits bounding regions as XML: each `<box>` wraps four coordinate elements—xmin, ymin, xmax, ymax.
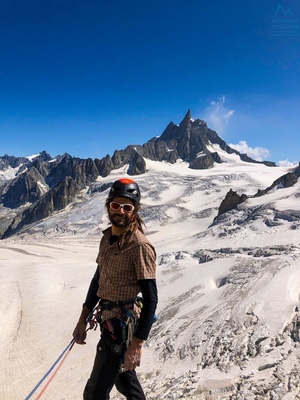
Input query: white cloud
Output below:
<box><xmin>203</xmin><ymin>96</ymin><xmax>234</xmax><ymax>134</ymax></box>
<box><xmin>277</xmin><ymin>159</ymin><xmax>299</xmax><ymax>167</ymax></box>
<box><xmin>229</xmin><ymin>140</ymin><xmax>270</xmax><ymax>162</ymax></box>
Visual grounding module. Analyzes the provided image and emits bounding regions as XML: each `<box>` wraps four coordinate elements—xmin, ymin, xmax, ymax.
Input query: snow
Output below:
<box><xmin>0</xmin><ymin>159</ymin><xmax>300</xmax><ymax>399</ymax></box>
<box><xmin>0</xmin><ymin>165</ymin><xmax>20</xmax><ymax>180</ymax></box>
<box><xmin>26</xmin><ymin>153</ymin><xmax>40</xmax><ymax>161</ymax></box>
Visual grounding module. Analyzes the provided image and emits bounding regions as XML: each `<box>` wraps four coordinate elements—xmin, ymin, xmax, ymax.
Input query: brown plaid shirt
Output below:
<box><xmin>96</xmin><ymin>227</ymin><xmax>156</xmax><ymax>321</ymax></box>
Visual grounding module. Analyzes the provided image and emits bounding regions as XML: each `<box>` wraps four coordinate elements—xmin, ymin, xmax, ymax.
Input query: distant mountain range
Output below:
<box><xmin>0</xmin><ymin>110</ymin><xmax>299</xmax><ymax>239</ymax></box>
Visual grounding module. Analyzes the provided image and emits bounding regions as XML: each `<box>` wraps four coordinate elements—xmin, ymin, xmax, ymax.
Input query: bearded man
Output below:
<box><xmin>73</xmin><ymin>178</ymin><xmax>158</xmax><ymax>400</ymax></box>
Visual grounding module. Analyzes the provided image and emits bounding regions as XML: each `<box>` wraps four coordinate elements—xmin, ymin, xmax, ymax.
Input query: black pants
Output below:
<box><xmin>83</xmin><ymin>320</ymin><xmax>146</xmax><ymax>400</ymax></box>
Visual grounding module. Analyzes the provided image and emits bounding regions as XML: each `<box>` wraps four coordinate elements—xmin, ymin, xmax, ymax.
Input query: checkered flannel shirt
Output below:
<box><xmin>96</xmin><ymin>227</ymin><xmax>156</xmax><ymax>321</ymax></box>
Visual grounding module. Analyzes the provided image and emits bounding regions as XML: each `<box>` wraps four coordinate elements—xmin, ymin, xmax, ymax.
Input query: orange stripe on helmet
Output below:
<box><xmin>118</xmin><ymin>178</ymin><xmax>136</xmax><ymax>184</ymax></box>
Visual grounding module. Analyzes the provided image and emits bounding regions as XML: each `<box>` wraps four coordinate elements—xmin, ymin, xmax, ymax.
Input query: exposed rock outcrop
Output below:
<box><xmin>217</xmin><ymin>189</ymin><xmax>248</xmax><ymax>217</ymax></box>
<box><xmin>0</xmin><ymin>154</ymin><xmax>29</xmax><ymax>171</ymax></box>
<box><xmin>1</xmin><ymin>167</ymin><xmax>48</xmax><ymax>208</ymax></box>
<box><xmin>255</xmin><ymin>162</ymin><xmax>300</xmax><ymax>197</ymax></box>
<box><xmin>215</xmin><ymin>163</ymin><xmax>300</xmax><ymax>219</ymax></box>
<box><xmin>2</xmin><ymin>176</ymin><xmax>80</xmax><ymax>238</ymax></box>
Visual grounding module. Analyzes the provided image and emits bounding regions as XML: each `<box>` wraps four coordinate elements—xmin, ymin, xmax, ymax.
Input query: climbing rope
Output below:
<box><xmin>24</xmin><ymin>336</ymin><xmax>76</xmax><ymax>400</ymax></box>
<box><xmin>24</xmin><ymin>315</ymin><xmax>98</xmax><ymax>400</ymax></box>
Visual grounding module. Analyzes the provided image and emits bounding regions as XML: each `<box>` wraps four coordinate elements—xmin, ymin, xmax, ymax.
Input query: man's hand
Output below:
<box><xmin>73</xmin><ymin>321</ymin><xmax>87</xmax><ymax>344</ymax></box>
<box><xmin>73</xmin><ymin>305</ymin><xmax>90</xmax><ymax>344</ymax></box>
<box><xmin>123</xmin><ymin>337</ymin><xmax>144</xmax><ymax>371</ymax></box>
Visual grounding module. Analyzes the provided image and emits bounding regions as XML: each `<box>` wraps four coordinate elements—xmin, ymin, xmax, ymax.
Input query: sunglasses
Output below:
<box><xmin>109</xmin><ymin>202</ymin><xmax>135</xmax><ymax>212</ymax></box>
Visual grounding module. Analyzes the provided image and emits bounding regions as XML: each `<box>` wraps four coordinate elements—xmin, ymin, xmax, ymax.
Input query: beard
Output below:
<box><xmin>108</xmin><ymin>212</ymin><xmax>132</xmax><ymax>228</ymax></box>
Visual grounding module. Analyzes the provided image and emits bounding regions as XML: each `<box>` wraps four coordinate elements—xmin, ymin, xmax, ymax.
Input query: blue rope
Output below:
<box><xmin>24</xmin><ymin>337</ymin><xmax>76</xmax><ymax>400</ymax></box>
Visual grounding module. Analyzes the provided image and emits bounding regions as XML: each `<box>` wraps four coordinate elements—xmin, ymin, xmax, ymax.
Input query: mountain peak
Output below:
<box><xmin>178</xmin><ymin>109</ymin><xmax>191</xmax><ymax>130</ymax></box>
<box><xmin>155</xmin><ymin>110</ymin><xmax>275</xmax><ymax>169</ymax></box>
<box><xmin>183</xmin><ymin>108</ymin><xmax>191</xmax><ymax>122</ymax></box>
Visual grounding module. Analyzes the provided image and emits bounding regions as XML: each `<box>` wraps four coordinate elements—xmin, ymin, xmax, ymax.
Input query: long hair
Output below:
<box><xmin>105</xmin><ymin>198</ymin><xmax>145</xmax><ymax>249</ymax></box>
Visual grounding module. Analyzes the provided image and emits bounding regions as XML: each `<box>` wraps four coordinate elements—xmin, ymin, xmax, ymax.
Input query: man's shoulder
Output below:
<box><xmin>102</xmin><ymin>227</ymin><xmax>112</xmax><ymax>236</ymax></box>
<box><xmin>132</xmin><ymin>229</ymin><xmax>154</xmax><ymax>247</ymax></box>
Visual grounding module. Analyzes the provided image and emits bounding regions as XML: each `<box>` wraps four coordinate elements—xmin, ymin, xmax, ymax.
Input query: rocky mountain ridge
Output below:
<box><xmin>0</xmin><ymin>110</ymin><xmax>297</xmax><ymax>240</ymax></box>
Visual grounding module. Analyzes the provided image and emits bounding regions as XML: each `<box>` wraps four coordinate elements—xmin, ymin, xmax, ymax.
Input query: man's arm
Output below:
<box><xmin>73</xmin><ymin>267</ymin><xmax>100</xmax><ymax>344</ymax></box>
<box><xmin>124</xmin><ymin>278</ymin><xmax>158</xmax><ymax>370</ymax></box>
<box><xmin>83</xmin><ymin>267</ymin><xmax>100</xmax><ymax>312</ymax></box>
<box><xmin>135</xmin><ymin>279</ymin><xmax>158</xmax><ymax>340</ymax></box>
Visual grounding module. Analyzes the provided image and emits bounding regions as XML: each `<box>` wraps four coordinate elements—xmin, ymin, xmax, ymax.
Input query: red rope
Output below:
<box><xmin>33</xmin><ymin>324</ymin><xmax>99</xmax><ymax>399</ymax></box>
<box><xmin>25</xmin><ymin>309</ymin><xmax>100</xmax><ymax>400</ymax></box>
<box><xmin>35</xmin><ymin>340</ymin><xmax>76</xmax><ymax>400</ymax></box>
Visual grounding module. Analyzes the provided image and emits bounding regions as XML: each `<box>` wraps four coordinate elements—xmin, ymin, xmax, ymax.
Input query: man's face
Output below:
<box><xmin>108</xmin><ymin>197</ymin><xmax>134</xmax><ymax>228</ymax></box>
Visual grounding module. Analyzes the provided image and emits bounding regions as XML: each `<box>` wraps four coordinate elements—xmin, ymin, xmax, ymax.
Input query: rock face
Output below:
<box><xmin>215</xmin><ymin>163</ymin><xmax>300</xmax><ymax>218</ymax></box>
<box><xmin>255</xmin><ymin>162</ymin><xmax>300</xmax><ymax>197</ymax></box>
<box><xmin>0</xmin><ymin>111</ymin><xmax>288</xmax><ymax>238</ymax></box>
<box><xmin>0</xmin><ymin>152</ymin><xmax>103</xmax><ymax>238</ymax></box>
<box><xmin>0</xmin><ymin>154</ymin><xmax>29</xmax><ymax>171</ymax></box>
<box><xmin>2</xmin><ymin>167</ymin><xmax>47</xmax><ymax>208</ymax></box>
<box><xmin>2</xmin><ymin>176</ymin><xmax>80</xmax><ymax>238</ymax></box>
<box><xmin>217</xmin><ymin>189</ymin><xmax>248</xmax><ymax>217</ymax></box>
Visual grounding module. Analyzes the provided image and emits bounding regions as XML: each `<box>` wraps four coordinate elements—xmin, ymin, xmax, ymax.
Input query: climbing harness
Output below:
<box><xmin>92</xmin><ymin>297</ymin><xmax>143</xmax><ymax>371</ymax></box>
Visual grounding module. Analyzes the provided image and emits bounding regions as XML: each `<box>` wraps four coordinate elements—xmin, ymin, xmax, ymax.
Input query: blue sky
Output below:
<box><xmin>0</xmin><ymin>0</ymin><xmax>299</xmax><ymax>165</ymax></box>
